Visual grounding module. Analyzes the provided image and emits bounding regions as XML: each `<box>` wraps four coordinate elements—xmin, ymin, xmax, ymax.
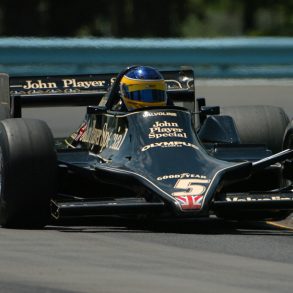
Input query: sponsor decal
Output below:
<box><xmin>72</xmin><ymin>121</ymin><xmax>88</xmax><ymax>141</ymax></box>
<box><xmin>143</xmin><ymin>111</ymin><xmax>177</xmax><ymax>118</ymax></box>
<box><xmin>157</xmin><ymin>173</ymin><xmax>207</xmax><ymax>181</ymax></box>
<box><xmin>22</xmin><ymin>80</ymin><xmax>58</xmax><ymax>89</ymax></box>
<box><xmin>165</xmin><ymin>78</ymin><xmax>194</xmax><ymax>90</ymax></box>
<box><xmin>149</xmin><ymin>121</ymin><xmax>187</xmax><ymax>139</ymax></box>
<box><xmin>166</xmin><ymin>79</ymin><xmax>183</xmax><ymax>89</ymax></box>
<box><xmin>226</xmin><ymin>195</ymin><xmax>293</xmax><ymax>202</ymax></box>
<box><xmin>141</xmin><ymin>141</ymin><xmax>198</xmax><ymax>151</ymax></box>
<box><xmin>11</xmin><ymin>88</ymin><xmax>82</xmax><ymax>95</ymax></box>
<box><xmin>22</xmin><ymin>79</ymin><xmax>106</xmax><ymax>90</ymax></box>
<box><xmin>110</xmin><ymin>77</ymin><xmax>116</xmax><ymax>85</ymax></box>
<box><xmin>81</xmin><ymin>123</ymin><xmax>127</xmax><ymax>151</ymax></box>
<box><xmin>176</xmin><ymin>195</ymin><xmax>204</xmax><ymax>210</ymax></box>
<box><xmin>172</xmin><ymin>179</ymin><xmax>210</xmax><ymax>210</ymax></box>
<box><xmin>62</xmin><ymin>79</ymin><xmax>106</xmax><ymax>89</ymax></box>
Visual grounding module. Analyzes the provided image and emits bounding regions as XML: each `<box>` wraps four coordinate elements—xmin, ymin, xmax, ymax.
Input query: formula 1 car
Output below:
<box><xmin>1</xmin><ymin>66</ymin><xmax>293</xmax><ymax>228</ymax></box>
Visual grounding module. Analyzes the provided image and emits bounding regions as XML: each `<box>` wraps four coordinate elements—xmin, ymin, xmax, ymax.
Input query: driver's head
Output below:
<box><xmin>120</xmin><ymin>66</ymin><xmax>167</xmax><ymax>110</ymax></box>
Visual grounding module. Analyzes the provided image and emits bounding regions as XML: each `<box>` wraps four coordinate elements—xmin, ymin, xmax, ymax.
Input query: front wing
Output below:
<box><xmin>51</xmin><ymin>150</ymin><xmax>293</xmax><ymax>220</ymax></box>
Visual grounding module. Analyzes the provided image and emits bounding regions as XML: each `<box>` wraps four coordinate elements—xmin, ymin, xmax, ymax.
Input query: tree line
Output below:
<box><xmin>0</xmin><ymin>0</ymin><xmax>292</xmax><ymax>37</ymax></box>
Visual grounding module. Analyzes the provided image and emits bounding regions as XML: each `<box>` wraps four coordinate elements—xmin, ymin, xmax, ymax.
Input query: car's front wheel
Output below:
<box><xmin>0</xmin><ymin>118</ymin><xmax>57</xmax><ymax>228</ymax></box>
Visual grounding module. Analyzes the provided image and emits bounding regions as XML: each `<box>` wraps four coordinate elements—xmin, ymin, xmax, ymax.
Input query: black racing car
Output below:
<box><xmin>1</xmin><ymin>67</ymin><xmax>293</xmax><ymax>228</ymax></box>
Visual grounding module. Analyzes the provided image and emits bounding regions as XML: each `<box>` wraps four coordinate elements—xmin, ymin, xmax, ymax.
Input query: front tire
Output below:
<box><xmin>0</xmin><ymin>118</ymin><xmax>57</xmax><ymax>228</ymax></box>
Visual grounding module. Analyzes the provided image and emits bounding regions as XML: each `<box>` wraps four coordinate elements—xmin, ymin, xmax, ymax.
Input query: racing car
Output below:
<box><xmin>1</xmin><ymin>66</ymin><xmax>293</xmax><ymax>229</ymax></box>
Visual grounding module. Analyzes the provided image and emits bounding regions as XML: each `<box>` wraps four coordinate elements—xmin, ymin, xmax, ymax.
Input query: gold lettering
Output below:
<box><xmin>62</xmin><ymin>79</ymin><xmax>74</xmax><ymax>88</ymax></box>
<box><xmin>62</xmin><ymin>79</ymin><xmax>106</xmax><ymax>88</ymax></box>
<box><xmin>23</xmin><ymin>80</ymin><xmax>57</xmax><ymax>89</ymax></box>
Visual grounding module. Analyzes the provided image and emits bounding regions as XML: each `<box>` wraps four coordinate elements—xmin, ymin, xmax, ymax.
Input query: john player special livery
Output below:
<box><xmin>1</xmin><ymin>66</ymin><xmax>293</xmax><ymax>228</ymax></box>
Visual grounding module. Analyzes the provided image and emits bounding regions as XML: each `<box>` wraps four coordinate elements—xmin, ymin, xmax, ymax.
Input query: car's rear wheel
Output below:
<box><xmin>219</xmin><ymin>105</ymin><xmax>291</xmax><ymax>221</ymax></box>
<box><xmin>0</xmin><ymin>118</ymin><xmax>57</xmax><ymax>228</ymax></box>
<box><xmin>283</xmin><ymin>120</ymin><xmax>293</xmax><ymax>150</ymax></box>
<box><xmin>221</xmin><ymin>105</ymin><xmax>289</xmax><ymax>154</ymax></box>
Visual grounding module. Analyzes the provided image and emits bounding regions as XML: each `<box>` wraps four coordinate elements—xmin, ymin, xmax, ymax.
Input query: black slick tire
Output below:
<box><xmin>0</xmin><ymin>118</ymin><xmax>57</xmax><ymax>228</ymax></box>
<box><xmin>283</xmin><ymin>120</ymin><xmax>293</xmax><ymax>150</ymax></box>
<box><xmin>221</xmin><ymin>105</ymin><xmax>289</xmax><ymax>154</ymax></box>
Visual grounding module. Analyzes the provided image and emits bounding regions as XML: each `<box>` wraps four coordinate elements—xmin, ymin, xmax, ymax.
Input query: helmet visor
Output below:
<box><xmin>127</xmin><ymin>89</ymin><xmax>166</xmax><ymax>103</ymax></box>
<box><xmin>121</xmin><ymin>82</ymin><xmax>167</xmax><ymax>103</ymax></box>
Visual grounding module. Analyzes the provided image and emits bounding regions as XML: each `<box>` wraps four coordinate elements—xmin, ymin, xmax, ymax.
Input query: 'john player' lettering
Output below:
<box><xmin>62</xmin><ymin>79</ymin><xmax>106</xmax><ymax>88</ymax></box>
<box><xmin>23</xmin><ymin>80</ymin><xmax>57</xmax><ymax>89</ymax></box>
<box><xmin>149</xmin><ymin>121</ymin><xmax>187</xmax><ymax>139</ymax></box>
<box><xmin>23</xmin><ymin>79</ymin><xmax>106</xmax><ymax>90</ymax></box>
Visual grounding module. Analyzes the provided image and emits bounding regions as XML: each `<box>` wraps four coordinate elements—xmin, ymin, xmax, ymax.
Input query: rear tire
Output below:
<box><xmin>219</xmin><ymin>106</ymin><xmax>291</xmax><ymax>221</ymax></box>
<box><xmin>221</xmin><ymin>105</ymin><xmax>289</xmax><ymax>154</ymax></box>
<box><xmin>0</xmin><ymin>118</ymin><xmax>57</xmax><ymax>228</ymax></box>
<box><xmin>283</xmin><ymin>120</ymin><xmax>293</xmax><ymax>150</ymax></box>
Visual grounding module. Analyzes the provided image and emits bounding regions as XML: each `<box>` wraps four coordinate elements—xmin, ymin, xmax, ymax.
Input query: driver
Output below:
<box><xmin>118</xmin><ymin>66</ymin><xmax>168</xmax><ymax>111</ymax></box>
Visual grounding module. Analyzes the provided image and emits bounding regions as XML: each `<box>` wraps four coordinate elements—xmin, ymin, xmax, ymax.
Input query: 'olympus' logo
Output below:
<box><xmin>141</xmin><ymin>141</ymin><xmax>199</xmax><ymax>151</ymax></box>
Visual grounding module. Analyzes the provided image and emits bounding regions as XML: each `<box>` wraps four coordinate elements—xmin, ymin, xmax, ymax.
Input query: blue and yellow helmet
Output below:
<box><xmin>120</xmin><ymin>66</ymin><xmax>167</xmax><ymax>110</ymax></box>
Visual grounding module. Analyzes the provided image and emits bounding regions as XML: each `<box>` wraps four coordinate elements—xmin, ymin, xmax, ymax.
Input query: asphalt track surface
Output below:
<box><xmin>0</xmin><ymin>218</ymin><xmax>292</xmax><ymax>293</ymax></box>
<box><xmin>1</xmin><ymin>80</ymin><xmax>293</xmax><ymax>293</ymax></box>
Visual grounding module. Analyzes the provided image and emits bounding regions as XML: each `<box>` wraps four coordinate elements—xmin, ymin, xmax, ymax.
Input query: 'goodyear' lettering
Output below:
<box><xmin>157</xmin><ymin>173</ymin><xmax>207</xmax><ymax>181</ymax></box>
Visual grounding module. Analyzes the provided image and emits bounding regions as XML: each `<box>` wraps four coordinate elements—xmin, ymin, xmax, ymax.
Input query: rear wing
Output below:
<box><xmin>0</xmin><ymin>70</ymin><xmax>196</xmax><ymax>118</ymax></box>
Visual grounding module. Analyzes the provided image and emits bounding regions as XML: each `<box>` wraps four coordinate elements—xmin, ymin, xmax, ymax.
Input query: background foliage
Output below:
<box><xmin>0</xmin><ymin>0</ymin><xmax>292</xmax><ymax>37</ymax></box>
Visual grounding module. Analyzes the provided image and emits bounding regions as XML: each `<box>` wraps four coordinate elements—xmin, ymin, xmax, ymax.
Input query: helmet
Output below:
<box><xmin>120</xmin><ymin>66</ymin><xmax>167</xmax><ymax>110</ymax></box>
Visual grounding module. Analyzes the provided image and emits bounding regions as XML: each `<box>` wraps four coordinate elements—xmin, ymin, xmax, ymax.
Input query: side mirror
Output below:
<box><xmin>87</xmin><ymin>106</ymin><xmax>107</xmax><ymax>114</ymax></box>
<box><xmin>200</xmin><ymin>106</ymin><xmax>220</xmax><ymax>116</ymax></box>
<box><xmin>199</xmin><ymin>106</ymin><xmax>220</xmax><ymax>124</ymax></box>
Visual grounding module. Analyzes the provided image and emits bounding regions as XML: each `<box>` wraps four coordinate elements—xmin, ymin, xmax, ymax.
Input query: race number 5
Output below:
<box><xmin>172</xmin><ymin>179</ymin><xmax>210</xmax><ymax>197</ymax></box>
